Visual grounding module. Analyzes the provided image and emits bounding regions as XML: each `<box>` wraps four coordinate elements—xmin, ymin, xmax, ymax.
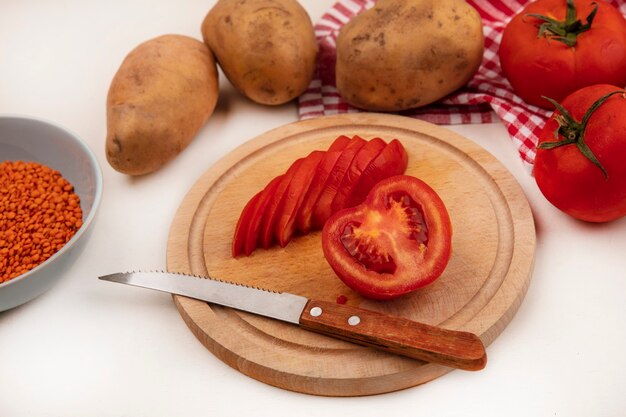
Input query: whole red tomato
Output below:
<box><xmin>534</xmin><ymin>84</ymin><xmax>626</xmax><ymax>222</ymax></box>
<box><xmin>499</xmin><ymin>0</ymin><xmax>626</xmax><ymax>108</ymax></box>
<box><xmin>322</xmin><ymin>175</ymin><xmax>452</xmax><ymax>300</ymax></box>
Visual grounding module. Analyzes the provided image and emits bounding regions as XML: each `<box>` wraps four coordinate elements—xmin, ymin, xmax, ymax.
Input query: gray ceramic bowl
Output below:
<box><xmin>0</xmin><ymin>115</ymin><xmax>102</xmax><ymax>312</ymax></box>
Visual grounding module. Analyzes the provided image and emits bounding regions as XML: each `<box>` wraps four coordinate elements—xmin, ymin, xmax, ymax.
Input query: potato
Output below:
<box><xmin>336</xmin><ymin>0</ymin><xmax>484</xmax><ymax>111</ymax></box>
<box><xmin>106</xmin><ymin>34</ymin><xmax>219</xmax><ymax>175</ymax></box>
<box><xmin>201</xmin><ymin>0</ymin><xmax>317</xmax><ymax>105</ymax></box>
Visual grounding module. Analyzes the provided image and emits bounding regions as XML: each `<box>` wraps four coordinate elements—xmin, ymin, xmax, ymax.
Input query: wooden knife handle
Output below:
<box><xmin>299</xmin><ymin>299</ymin><xmax>487</xmax><ymax>371</ymax></box>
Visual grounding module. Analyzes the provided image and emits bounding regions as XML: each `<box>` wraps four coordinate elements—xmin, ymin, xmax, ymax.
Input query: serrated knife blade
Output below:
<box><xmin>99</xmin><ymin>270</ymin><xmax>487</xmax><ymax>371</ymax></box>
<box><xmin>100</xmin><ymin>271</ymin><xmax>308</xmax><ymax>324</ymax></box>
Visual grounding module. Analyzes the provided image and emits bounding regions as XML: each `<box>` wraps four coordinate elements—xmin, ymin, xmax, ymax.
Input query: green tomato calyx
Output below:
<box><xmin>526</xmin><ymin>0</ymin><xmax>598</xmax><ymax>47</ymax></box>
<box><xmin>538</xmin><ymin>90</ymin><xmax>625</xmax><ymax>180</ymax></box>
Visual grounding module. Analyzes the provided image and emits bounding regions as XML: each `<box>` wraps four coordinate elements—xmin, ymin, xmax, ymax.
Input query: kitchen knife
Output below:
<box><xmin>99</xmin><ymin>271</ymin><xmax>487</xmax><ymax>371</ymax></box>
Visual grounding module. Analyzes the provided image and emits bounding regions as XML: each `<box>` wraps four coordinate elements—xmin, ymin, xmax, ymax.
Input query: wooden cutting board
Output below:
<box><xmin>166</xmin><ymin>113</ymin><xmax>535</xmax><ymax>396</ymax></box>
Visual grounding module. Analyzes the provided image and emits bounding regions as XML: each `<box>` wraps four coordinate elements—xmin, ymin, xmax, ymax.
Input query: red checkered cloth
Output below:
<box><xmin>297</xmin><ymin>0</ymin><xmax>626</xmax><ymax>168</ymax></box>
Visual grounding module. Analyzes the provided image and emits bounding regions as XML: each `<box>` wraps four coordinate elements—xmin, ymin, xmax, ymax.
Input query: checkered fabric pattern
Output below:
<box><xmin>297</xmin><ymin>0</ymin><xmax>626</xmax><ymax>167</ymax></box>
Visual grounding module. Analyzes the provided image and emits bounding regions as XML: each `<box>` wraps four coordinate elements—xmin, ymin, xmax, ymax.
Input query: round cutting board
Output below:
<box><xmin>166</xmin><ymin>113</ymin><xmax>535</xmax><ymax>396</ymax></box>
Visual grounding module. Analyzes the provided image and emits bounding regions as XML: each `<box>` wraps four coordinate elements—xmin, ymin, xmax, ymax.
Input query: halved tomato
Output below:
<box><xmin>242</xmin><ymin>175</ymin><xmax>283</xmax><ymax>256</ymax></box>
<box><xmin>275</xmin><ymin>150</ymin><xmax>325</xmax><ymax>247</ymax></box>
<box><xmin>259</xmin><ymin>159</ymin><xmax>303</xmax><ymax>249</ymax></box>
<box><xmin>310</xmin><ymin>136</ymin><xmax>367</xmax><ymax>228</ymax></box>
<box><xmin>322</xmin><ymin>175</ymin><xmax>452</xmax><ymax>300</ymax></box>
<box><xmin>346</xmin><ymin>139</ymin><xmax>408</xmax><ymax>207</ymax></box>
<box><xmin>329</xmin><ymin>137</ymin><xmax>386</xmax><ymax>214</ymax></box>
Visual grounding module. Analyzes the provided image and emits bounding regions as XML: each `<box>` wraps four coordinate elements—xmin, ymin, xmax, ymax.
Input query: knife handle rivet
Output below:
<box><xmin>310</xmin><ymin>307</ymin><xmax>323</xmax><ymax>317</ymax></box>
<box><xmin>348</xmin><ymin>315</ymin><xmax>361</xmax><ymax>326</ymax></box>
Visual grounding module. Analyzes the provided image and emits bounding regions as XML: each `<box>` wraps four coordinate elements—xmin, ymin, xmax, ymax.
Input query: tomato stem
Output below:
<box><xmin>539</xmin><ymin>90</ymin><xmax>625</xmax><ymax>179</ymax></box>
<box><xmin>526</xmin><ymin>0</ymin><xmax>598</xmax><ymax>47</ymax></box>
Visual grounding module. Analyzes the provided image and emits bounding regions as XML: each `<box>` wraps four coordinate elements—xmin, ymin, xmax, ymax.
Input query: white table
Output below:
<box><xmin>2</xmin><ymin>1</ymin><xmax>625</xmax><ymax>416</ymax></box>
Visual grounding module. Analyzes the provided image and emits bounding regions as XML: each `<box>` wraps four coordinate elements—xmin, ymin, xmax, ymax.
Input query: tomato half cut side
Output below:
<box><xmin>259</xmin><ymin>158</ymin><xmax>304</xmax><ymax>249</ymax></box>
<box><xmin>243</xmin><ymin>176</ymin><xmax>283</xmax><ymax>256</ymax></box>
<box><xmin>346</xmin><ymin>139</ymin><xmax>408</xmax><ymax>207</ymax></box>
<box><xmin>232</xmin><ymin>191</ymin><xmax>263</xmax><ymax>257</ymax></box>
<box><xmin>296</xmin><ymin>140</ymin><xmax>352</xmax><ymax>234</ymax></box>
<box><xmin>311</xmin><ymin>136</ymin><xmax>367</xmax><ymax>228</ymax></box>
<box><xmin>275</xmin><ymin>150</ymin><xmax>325</xmax><ymax>247</ymax></box>
<box><xmin>322</xmin><ymin>175</ymin><xmax>452</xmax><ymax>300</ymax></box>
<box><xmin>330</xmin><ymin>137</ymin><xmax>386</xmax><ymax>214</ymax></box>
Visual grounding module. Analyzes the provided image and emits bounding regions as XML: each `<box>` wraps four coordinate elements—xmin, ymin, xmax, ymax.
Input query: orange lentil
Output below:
<box><xmin>0</xmin><ymin>161</ymin><xmax>83</xmax><ymax>283</ymax></box>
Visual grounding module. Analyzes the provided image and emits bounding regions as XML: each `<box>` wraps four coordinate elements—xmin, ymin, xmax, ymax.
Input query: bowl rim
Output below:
<box><xmin>0</xmin><ymin>114</ymin><xmax>103</xmax><ymax>289</ymax></box>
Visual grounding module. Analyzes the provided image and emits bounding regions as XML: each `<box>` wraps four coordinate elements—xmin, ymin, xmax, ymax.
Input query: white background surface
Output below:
<box><xmin>1</xmin><ymin>1</ymin><xmax>626</xmax><ymax>416</ymax></box>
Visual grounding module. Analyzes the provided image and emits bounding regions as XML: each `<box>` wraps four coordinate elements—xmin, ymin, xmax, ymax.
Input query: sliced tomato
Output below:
<box><xmin>233</xmin><ymin>135</ymin><xmax>409</xmax><ymax>257</ymax></box>
<box><xmin>346</xmin><ymin>139</ymin><xmax>408</xmax><ymax>207</ymax></box>
<box><xmin>327</xmin><ymin>134</ymin><xmax>352</xmax><ymax>152</ymax></box>
<box><xmin>232</xmin><ymin>191</ymin><xmax>262</xmax><ymax>256</ymax></box>
<box><xmin>259</xmin><ymin>158</ymin><xmax>303</xmax><ymax>249</ymax></box>
<box><xmin>322</xmin><ymin>175</ymin><xmax>452</xmax><ymax>300</ymax></box>
<box><xmin>235</xmin><ymin>135</ymin><xmax>351</xmax><ymax>256</ymax></box>
<box><xmin>275</xmin><ymin>150</ymin><xmax>325</xmax><ymax>247</ymax></box>
<box><xmin>329</xmin><ymin>137</ymin><xmax>386</xmax><ymax>214</ymax></box>
<box><xmin>296</xmin><ymin>137</ymin><xmax>352</xmax><ymax>234</ymax></box>
<box><xmin>242</xmin><ymin>176</ymin><xmax>283</xmax><ymax>256</ymax></box>
<box><xmin>311</xmin><ymin>136</ymin><xmax>367</xmax><ymax>228</ymax></box>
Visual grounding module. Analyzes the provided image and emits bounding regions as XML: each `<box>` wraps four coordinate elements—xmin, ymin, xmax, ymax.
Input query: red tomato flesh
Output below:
<box><xmin>275</xmin><ymin>150</ymin><xmax>325</xmax><ymax>247</ymax></box>
<box><xmin>243</xmin><ymin>176</ymin><xmax>283</xmax><ymax>255</ymax></box>
<box><xmin>232</xmin><ymin>191</ymin><xmax>262</xmax><ymax>256</ymax></box>
<box><xmin>295</xmin><ymin>136</ymin><xmax>352</xmax><ymax>234</ymax></box>
<box><xmin>311</xmin><ymin>136</ymin><xmax>367</xmax><ymax>228</ymax></box>
<box><xmin>322</xmin><ymin>175</ymin><xmax>452</xmax><ymax>300</ymax></box>
<box><xmin>327</xmin><ymin>135</ymin><xmax>352</xmax><ymax>152</ymax></box>
<box><xmin>259</xmin><ymin>159</ymin><xmax>303</xmax><ymax>249</ymax></box>
<box><xmin>346</xmin><ymin>139</ymin><xmax>409</xmax><ymax>207</ymax></box>
<box><xmin>296</xmin><ymin>150</ymin><xmax>345</xmax><ymax>234</ymax></box>
<box><xmin>330</xmin><ymin>137</ymin><xmax>386</xmax><ymax>214</ymax></box>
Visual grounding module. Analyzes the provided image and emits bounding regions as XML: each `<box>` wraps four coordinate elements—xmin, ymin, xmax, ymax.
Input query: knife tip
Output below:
<box><xmin>98</xmin><ymin>272</ymin><xmax>129</xmax><ymax>283</ymax></box>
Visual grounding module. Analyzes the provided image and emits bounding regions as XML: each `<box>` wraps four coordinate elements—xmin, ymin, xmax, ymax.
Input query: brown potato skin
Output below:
<box><xmin>106</xmin><ymin>35</ymin><xmax>219</xmax><ymax>175</ymax></box>
<box><xmin>336</xmin><ymin>0</ymin><xmax>484</xmax><ymax>111</ymax></box>
<box><xmin>201</xmin><ymin>0</ymin><xmax>317</xmax><ymax>105</ymax></box>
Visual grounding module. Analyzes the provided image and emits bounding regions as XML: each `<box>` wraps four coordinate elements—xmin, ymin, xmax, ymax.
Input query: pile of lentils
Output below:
<box><xmin>0</xmin><ymin>161</ymin><xmax>83</xmax><ymax>283</ymax></box>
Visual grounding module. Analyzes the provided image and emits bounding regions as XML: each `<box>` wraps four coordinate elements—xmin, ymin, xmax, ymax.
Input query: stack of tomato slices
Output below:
<box><xmin>232</xmin><ymin>135</ymin><xmax>408</xmax><ymax>256</ymax></box>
